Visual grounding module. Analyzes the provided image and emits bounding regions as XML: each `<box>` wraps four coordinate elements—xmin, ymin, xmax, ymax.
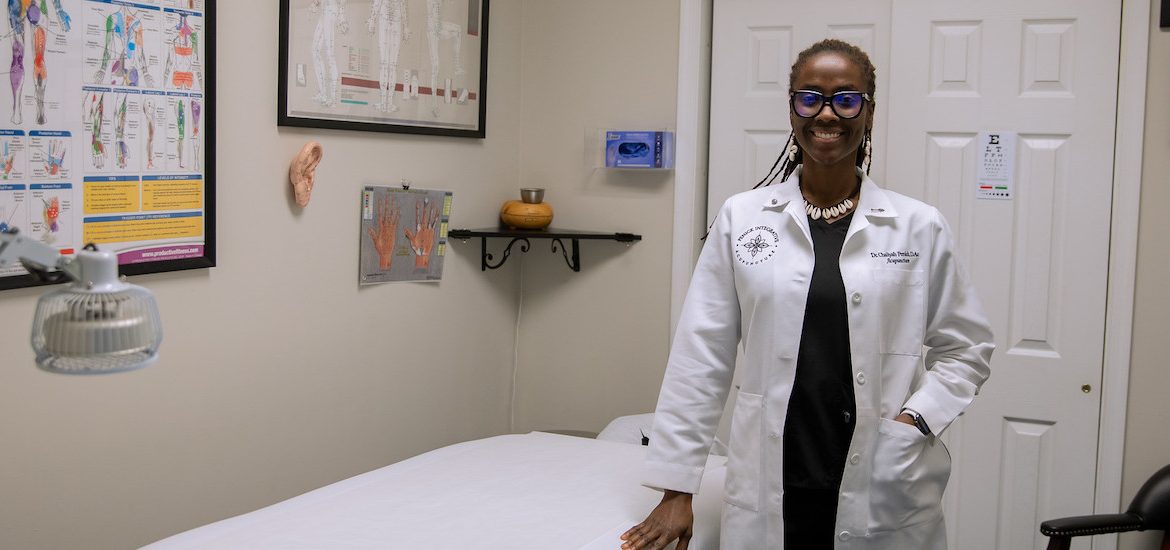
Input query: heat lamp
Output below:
<box><xmin>0</xmin><ymin>228</ymin><xmax>162</xmax><ymax>374</ymax></box>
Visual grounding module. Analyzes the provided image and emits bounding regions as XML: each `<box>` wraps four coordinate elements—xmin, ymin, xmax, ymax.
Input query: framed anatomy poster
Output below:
<box><xmin>278</xmin><ymin>0</ymin><xmax>488</xmax><ymax>138</ymax></box>
<box><xmin>0</xmin><ymin>0</ymin><xmax>215</xmax><ymax>291</ymax></box>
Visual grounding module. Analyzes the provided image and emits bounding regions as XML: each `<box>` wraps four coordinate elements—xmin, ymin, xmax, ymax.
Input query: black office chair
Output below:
<box><xmin>1040</xmin><ymin>464</ymin><xmax>1170</xmax><ymax>550</ymax></box>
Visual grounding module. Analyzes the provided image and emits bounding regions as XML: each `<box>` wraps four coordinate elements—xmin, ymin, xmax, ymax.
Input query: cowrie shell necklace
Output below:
<box><xmin>802</xmin><ymin>185</ymin><xmax>859</xmax><ymax>221</ymax></box>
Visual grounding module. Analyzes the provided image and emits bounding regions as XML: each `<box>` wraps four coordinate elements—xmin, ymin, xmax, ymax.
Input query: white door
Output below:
<box><xmin>885</xmin><ymin>2</ymin><xmax>1119</xmax><ymax>549</ymax></box>
<box><xmin>708</xmin><ymin>2</ymin><xmax>1121</xmax><ymax>549</ymax></box>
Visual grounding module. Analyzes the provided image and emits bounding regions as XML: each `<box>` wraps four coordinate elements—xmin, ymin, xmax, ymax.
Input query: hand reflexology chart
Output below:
<box><xmin>0</xmin><ymin>0</ymin><xmax>208</xmax><ymax>288</ymax></box>
<box><xmin>359</xmin><ymin>185</ymin><xmax>452</xmax><ymax>283</ymax></box>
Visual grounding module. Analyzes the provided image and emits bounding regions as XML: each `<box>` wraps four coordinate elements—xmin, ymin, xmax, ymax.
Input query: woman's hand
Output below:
<box><xmin>620</xmin><ymin>490</ymin><xmax>694</xmax><ymax>549</ymax></box>
<box><xmin>894</xmin><ymin>412</ymin><xmax>916</xmax><ymax>426</ymax></box>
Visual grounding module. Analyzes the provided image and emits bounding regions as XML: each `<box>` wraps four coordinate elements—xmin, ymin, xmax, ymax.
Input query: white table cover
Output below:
<box><xmin>143</xmin><ymin>432</ymin><xmax>726</xmax><ymax>549</ymax></box>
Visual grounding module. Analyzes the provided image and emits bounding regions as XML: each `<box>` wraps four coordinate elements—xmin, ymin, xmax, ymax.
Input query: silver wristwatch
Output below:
<box><xmin>902</xmin><ymin>409</ymin><xmax>931</xmax><ymax>435</ymax></box>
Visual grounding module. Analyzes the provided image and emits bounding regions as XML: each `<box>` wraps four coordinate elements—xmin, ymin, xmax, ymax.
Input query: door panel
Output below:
<box><xmin>886</xmin><ymin>2</ymin><xmax>1118</xmax><ymax>549</ymax></box>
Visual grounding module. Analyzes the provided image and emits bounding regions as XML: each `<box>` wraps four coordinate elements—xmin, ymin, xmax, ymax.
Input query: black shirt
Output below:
<box><xmin>783</xmin><ymin>212</ymin><xmax>858</xmax><ymax>490</ymax></box>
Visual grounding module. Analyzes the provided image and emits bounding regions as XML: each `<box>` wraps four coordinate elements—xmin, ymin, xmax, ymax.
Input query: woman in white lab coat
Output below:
<box><xmin>621</xmin><ymin>40</ymin><xmax>994</xmax><ymax>550</ymax></box>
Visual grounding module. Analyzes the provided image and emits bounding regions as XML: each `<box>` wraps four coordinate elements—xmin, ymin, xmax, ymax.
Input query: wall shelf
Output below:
<box><xmin>448</xmin><ymin>227</ymin><xmax>641</xmax><ymax>272</ymax></box>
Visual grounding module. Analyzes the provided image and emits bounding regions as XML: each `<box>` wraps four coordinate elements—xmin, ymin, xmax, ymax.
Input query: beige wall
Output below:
<box><xmin>0</xmin><ymin>1</ymin><xmax>525</xmax><ymax>548</ymax></box>
<box><xmin>512</xmin><ymin>0</ymin><xmax>681</xmax><ymax>434</ymax></box>
<box><xmin>1119</xmin><ymin>4</ymin><xmax>1170</xmax><ymax>550</ymax></box>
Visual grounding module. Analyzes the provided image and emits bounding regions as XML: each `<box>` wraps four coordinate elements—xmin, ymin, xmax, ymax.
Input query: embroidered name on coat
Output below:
<box><xmin>871</xmin><ymin>250</ymin><xmax>920</xmax><ymax>265</ymax></box>
<box><xmin>735</xmin><ymin>226</ymin><xmax>780</xmax><ymax>265</ymax></box>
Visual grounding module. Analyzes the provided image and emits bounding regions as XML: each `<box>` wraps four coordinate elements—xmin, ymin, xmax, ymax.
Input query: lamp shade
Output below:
<box><xmin>29</xmin><ymin>250</ymin><xmax>162</xmax><ymax>374</ymax></box>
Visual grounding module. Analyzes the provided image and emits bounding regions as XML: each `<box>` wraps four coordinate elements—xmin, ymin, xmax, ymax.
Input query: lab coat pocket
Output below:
<box><xmin>723</xmin><ymin>391</ymin><xmax>763</xmax><ymax>512</ymax></box>
<box><xmin>873</xmin><ymin>268</ymin><xmax>927</xmax><ymax>356</ymax></box>
<box><xmin>868</xmin><ymin>418</ymin><xmax>950</xmax><ymax>532</ymax></box>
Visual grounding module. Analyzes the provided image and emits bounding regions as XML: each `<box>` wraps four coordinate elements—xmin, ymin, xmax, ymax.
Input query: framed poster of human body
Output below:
<box><xmin>278</xmin><ymin>0</ymin><xmax>488</xmax><ymax>138</ymax></box>
<box><xmin>0</xmin><ymin>0</ymin><xmax>216</xmax><ymax>291</ymax></box>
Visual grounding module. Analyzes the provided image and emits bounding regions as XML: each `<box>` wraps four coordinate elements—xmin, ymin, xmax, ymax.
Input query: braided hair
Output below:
<box><xmin>753</xmin><ymin>39</ymin><xmax>877</xmax><ymax>190</ymax></box>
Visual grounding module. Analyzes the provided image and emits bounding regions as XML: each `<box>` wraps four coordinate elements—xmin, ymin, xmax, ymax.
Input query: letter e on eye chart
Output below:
<box><xmin>977</xmin><ymin>131</ymin><xmax>1016</xmax><ymax>200</ymax></box>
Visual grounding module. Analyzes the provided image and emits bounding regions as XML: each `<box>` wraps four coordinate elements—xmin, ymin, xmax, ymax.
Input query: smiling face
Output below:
<box><xmin>789</xmin><ymin>52</ymin><xmax>873</xmax><ymax>170</ymax></box>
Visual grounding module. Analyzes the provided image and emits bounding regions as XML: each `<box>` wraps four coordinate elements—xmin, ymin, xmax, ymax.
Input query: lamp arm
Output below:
<box><xmin>0</xmin><ymin>229</ymin><xmax>75</xmax><ymax>279</ymax></box>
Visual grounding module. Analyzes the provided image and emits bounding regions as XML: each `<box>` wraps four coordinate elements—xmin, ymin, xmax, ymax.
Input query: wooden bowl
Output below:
<box><xmin>500</xmin><ymin>199</ymin><xmax>554</xmax><ymax>229</ymax></box>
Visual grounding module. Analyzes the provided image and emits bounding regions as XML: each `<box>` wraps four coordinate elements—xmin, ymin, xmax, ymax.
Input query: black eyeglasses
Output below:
<box><xmin>789</xmin><ymin>90</ymin><xmax>871</xmax><ymax>119</ymax></box>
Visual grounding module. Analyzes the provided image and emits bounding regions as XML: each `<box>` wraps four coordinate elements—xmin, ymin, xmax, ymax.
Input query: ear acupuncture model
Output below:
<box><xmin>289</xmin><ymin>141</ymin><xmax>323</xmax><ymax>207</ymax></box>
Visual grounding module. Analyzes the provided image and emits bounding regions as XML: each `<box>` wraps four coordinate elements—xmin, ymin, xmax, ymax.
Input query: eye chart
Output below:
<box><xmin>976</xmin><ymin>131</ymin><xmax>1016</xmax><ymax>200</ymax></box>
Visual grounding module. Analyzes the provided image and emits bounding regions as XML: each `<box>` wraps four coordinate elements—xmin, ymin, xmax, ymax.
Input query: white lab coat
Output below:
<box><xmin>642</xmin><ymin>168</ymin><xmax>994</xmax><ymax>549</ymax></box>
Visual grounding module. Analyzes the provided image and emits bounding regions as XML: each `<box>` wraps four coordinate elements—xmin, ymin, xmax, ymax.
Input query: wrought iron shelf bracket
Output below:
<box><xmin>448</xmin><ymin>227</ymin><xmax>642</xmax><ymax>272</ymax></box>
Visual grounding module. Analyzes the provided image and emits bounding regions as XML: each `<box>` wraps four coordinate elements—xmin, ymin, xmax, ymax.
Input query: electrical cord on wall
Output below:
<box><xmin>509</xmin><ymin>258</ymin><xmax>524</xmax><ymax>433</ymax></box>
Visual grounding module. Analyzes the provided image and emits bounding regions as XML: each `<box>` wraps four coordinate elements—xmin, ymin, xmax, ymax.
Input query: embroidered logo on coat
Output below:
<box><xmin>735</xmin><ymin>226</ymin><xmax>780</xmax><ymax>265</ymax></box>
